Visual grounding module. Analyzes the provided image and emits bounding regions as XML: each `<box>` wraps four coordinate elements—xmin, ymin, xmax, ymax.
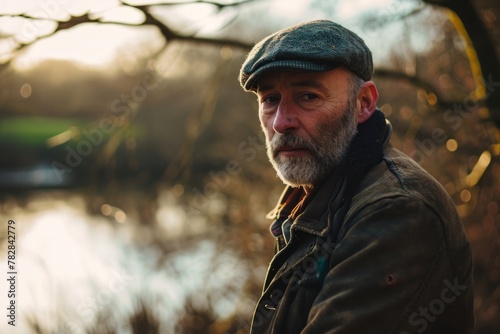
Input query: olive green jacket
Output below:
<box><xmin>251</xmin><ymin>122</ymin><xmax>474</xmax><ymax>333</ymax></box>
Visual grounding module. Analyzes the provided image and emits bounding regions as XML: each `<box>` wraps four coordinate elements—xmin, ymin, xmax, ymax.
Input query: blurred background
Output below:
<box><xmin>0</xmin><ymin>0</ymin><xmax>499</xmax><ymax>333</ymax></box>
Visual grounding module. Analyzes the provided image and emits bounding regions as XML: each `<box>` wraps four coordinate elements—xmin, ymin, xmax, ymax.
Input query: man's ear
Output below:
<box><xmin>357</xmin><ymin>81</ymin><xmax>379</xmax><ymax>124</ymax></box>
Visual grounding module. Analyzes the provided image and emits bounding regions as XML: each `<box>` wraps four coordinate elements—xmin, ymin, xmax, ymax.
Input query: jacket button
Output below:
<box><xmin>264</xmin><ymin>304</ymin><xmax>277</xmax><ymax>311</ymax></box>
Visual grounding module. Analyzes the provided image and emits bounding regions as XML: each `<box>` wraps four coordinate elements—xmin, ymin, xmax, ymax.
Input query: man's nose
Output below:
<box><xmin>273</xmin><ymin>101</ymin><xmax>299</xmax><ymax>134</ymax></box>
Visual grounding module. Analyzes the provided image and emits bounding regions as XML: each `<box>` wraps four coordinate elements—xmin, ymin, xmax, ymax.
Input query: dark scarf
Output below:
<box><xmin>329</xmin><ymin>108</ymin><xmax>387</xmax><ymax>236</ymax></box>
<box><xmin>344</xmin><ymin>108</ymin><xmax>386</xmax><ymax>192</ymax></box>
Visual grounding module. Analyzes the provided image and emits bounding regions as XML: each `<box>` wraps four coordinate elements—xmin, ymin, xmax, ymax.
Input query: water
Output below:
<box><xmin>0</xmin><ymin>190</ymin><xmax>252</xmax><ymax>334</ymax></box>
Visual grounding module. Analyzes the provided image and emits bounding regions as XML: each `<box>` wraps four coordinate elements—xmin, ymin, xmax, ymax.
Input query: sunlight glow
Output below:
<box><xmin>460</xmin><ymin>189</ymin><xmax>472</xmax><ymax>203</ymax></box>
<box><xmin>446</xmin><ymin>139</ymin><xmax>458</xmax><ymax>152</ymax></box>
<box><xmin>465</xmin><ymin>150</ymin><xmax>492</xmax><ymax>187</ymax></box>
<box><xmin>13</xmin><ymin>23</ymin><xmax>162</xmax><ymax>70</ymax></box>
<box><xmin>19</xmin><ymin>83</ymin><xmax>32</xmax><ymax>98</ymax></box>
<box><xmin>95</xmin><ymin>5</ymin><xmax>146</xmax><ymax>24</ymax></box>
<box><xmin>3</xmin><ymin>0</ymin><xmax>421</xmax><ymax>73</ymax></box>
<box><xmin>0</xmin><ymin>192</ymin><xmax>248</xmax><ymax>333</ymax></box>
<box><xmin>269</xmin><ymin>0</ymin><xmax>313</xmax><ymax>20</ymax></box>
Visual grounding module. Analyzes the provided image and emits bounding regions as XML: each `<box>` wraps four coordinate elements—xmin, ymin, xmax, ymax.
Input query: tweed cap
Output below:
<box><xmin>239</xmin><ymin>20</ymin><xmax>373</xmax><ymax>91</ymax></box>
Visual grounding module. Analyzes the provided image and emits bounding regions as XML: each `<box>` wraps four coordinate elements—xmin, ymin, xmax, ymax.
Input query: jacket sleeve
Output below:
<box><xmin>302</xmin><ymin>196</ymin><xmax>451</xmax><ymax>334</ymax></box>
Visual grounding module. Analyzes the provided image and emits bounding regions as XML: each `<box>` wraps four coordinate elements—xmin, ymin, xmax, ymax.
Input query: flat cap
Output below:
<box><xmin>239</xmin><ymin>20</ymin><xmax>373</xmax><ymax>92</ymax></box>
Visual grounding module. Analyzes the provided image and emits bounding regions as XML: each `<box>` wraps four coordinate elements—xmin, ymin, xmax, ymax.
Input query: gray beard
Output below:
<box><xmin>265</xmin><ymin>102</ymin><xmax>358</xmax><ymax>188</ymax></box>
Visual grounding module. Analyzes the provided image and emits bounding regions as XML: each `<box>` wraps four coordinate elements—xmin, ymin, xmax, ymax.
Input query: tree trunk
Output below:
<box><xmin>426</xmin><ymin>0</ymin><xmax>500</xmax><ymax>127</ymax></box>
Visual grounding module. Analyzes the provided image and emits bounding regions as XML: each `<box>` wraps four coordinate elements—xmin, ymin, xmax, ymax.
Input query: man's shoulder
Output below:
<box><xmin>337</xmin><ymin>145</ymin><xmax>472</xmax><ymax>287</ymax></box>
<box><xmin>347</xmin><ymin>145</ymin><xmax>459</xmax><ymax>223</ymax></box>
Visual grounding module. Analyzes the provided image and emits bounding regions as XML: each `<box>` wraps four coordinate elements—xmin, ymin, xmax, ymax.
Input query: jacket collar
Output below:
<box><xmin>267</xmin><ymin>110</ymin><xmax>392</xmax><ymax>238</ymax></box>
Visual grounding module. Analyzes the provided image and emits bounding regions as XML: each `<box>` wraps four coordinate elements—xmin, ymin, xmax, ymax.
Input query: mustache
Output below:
<box><xmin>270</xmin><ymin>133</ymin><xmax>316</xmax><ymax>155</ymax></box>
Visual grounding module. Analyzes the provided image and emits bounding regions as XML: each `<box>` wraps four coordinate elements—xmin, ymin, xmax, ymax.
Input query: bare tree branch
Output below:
<box><xmin>423</xmin><ymin>0</ymin><xmax>500</xmax><ymax>127</ymax></box>
<box><xmin>360</xmin><ymin>1</ymin><xmax>426</xmax><ymax>34</ymax></box>
<box><xmin>0</xmin><ymin>0</ymin><xmax>257</xmax><ymax>72</ymax></box>
<box><xmin>374</xmin><ymin>68</ymin><xmax>487</xmax><ymax>110</ymax></box>
<box><xmin>122</xmin><ymin>0</ymin><xmax>259</xmax><ymax>9</ymax></box>
<box><xmin>2</xmin><ymin>0</ymin><xmax>496</xmax><ymax>129</ymax></box>
<box><xmin>122</xmin><ymin>4</ymin><xmax>254</xmax><ymax>48</ymax></box>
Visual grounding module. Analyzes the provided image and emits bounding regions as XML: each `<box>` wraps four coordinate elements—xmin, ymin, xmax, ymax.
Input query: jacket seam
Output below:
<box><xmin>382</xmin><ymin>156</ymin><xmax>409</xmax><ymax>191</ymax></box>
<box><xmin>339</xmin><ymin>194</ymin><xmax>415</xmax><ymax>240</ymax></box>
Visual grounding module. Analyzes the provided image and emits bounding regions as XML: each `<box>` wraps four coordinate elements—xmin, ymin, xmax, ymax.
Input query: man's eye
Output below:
<box><xmin>261</xmin><ymin>96</ymin><xmax>279</xmax><ymax>105</ymax></box>
<box><xmin>302</xmin><ymin>93</ymin><xmax>319</xmax><ymax>101</ymax></box>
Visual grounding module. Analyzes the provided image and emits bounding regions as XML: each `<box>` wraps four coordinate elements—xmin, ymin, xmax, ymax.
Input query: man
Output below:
<box><xmin>238</xmin><ymin>20</ymin><xmax>474</xmax><ymax>333</ymax></box>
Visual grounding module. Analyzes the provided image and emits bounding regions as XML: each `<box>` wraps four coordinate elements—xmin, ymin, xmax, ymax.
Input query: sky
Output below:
<box><xmin>0</xmin><ymin>0</ymin><xmax>428</xmax><ymax>72</ymax></box>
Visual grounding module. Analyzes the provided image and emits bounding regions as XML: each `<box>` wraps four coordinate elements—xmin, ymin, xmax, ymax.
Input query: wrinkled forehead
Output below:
<box><xmin>256</xmin><ymin>70</ymin><xmax>319</xmax><ymax>88</ymax></box>
<box><xmin>255</xmin><ymin>67</ymin><xmax>351</xmax><ymax>94</ymax></box>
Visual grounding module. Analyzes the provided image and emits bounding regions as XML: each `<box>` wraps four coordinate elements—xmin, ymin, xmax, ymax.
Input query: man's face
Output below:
<box><xmin>256</xmin><ymin>68</ymin><xmax>360</xmax><ymax>188</ymax></box>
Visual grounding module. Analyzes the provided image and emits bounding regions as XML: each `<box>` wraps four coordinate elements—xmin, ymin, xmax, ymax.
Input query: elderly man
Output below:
<box><xmin>238</xmin><ymin>20</ymin><xmax>474</xmax><ymax>334</ymax></box>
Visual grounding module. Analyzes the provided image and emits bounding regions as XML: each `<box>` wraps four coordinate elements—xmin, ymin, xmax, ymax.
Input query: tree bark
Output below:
<box><xmin>425</xmin><ymin>0</ymin><xmax>500</xmax><ymax>127</ymax></box>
